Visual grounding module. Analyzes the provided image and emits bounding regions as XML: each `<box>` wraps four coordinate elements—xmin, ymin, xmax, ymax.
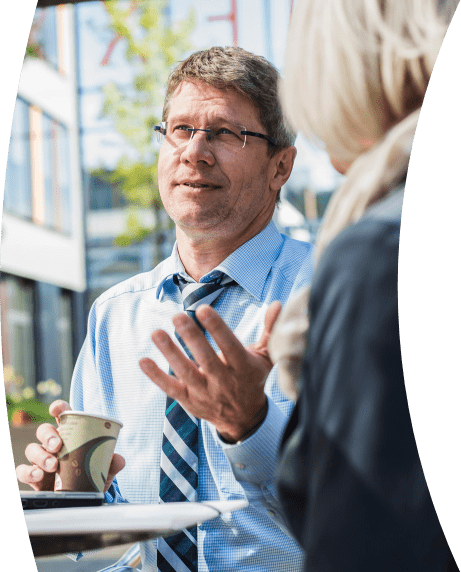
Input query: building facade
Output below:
<box><xmin>1</xmin><ymin>4</ymin><xmax>85</xmax><ymax>403</ymax></box>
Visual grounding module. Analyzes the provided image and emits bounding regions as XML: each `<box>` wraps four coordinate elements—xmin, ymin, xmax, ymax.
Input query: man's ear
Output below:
<box><xmin>269</xmin><ymin>145</ymin><xmax>297</xmax><ymax>193</ymax></box>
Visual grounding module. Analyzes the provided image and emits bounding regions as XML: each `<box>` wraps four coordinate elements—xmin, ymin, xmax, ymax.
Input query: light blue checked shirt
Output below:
<box><xmin>70</xmin><ymin>221</ymin><xmax>314</xmax><ymax>571</ymax></box>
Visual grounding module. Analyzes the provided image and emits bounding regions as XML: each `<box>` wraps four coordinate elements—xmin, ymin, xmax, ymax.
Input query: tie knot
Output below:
<box><xmin>173</xmin><ymin>272</ymin><xmax>234</xmax><ymax>312</ymax></box>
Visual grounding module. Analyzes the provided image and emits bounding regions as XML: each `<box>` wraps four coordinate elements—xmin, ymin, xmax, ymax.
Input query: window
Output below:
<box><xmin>90</xmin><ymin>172</ymin><xmax>127</xmax><ymax>211</ymax></box>
<box><xmin>4</xmin><ymin>97</ymin><xmax>32</xmax><ymax>220</ymax></box>
<box><xmin>30</xmin><ymin>7</ymin><xmax>58</xmax><ymax>69</ymax></box>
<box><xmin>0</xmin><ymin>275</ymin><xmax>36</xmax><ymax>392</ymax></box>
<box><xmin>5</xmin><ymin>101</ymin><xmax>73</xmax><ymax>234</ymax></box>
<box><xmin>1</xmin><ymin>276</ymin><xmax>77</xmax><ymax>402</ymax></box>
<box><xmin>27</xmin><ymin>5</ymin><xmax>67</xmax><ymax>74</ymax></box>
<box><xmin>57</xmin><ymin>123</ymin><xmax>72</xmax><ymax>234</ymax></box>
<box><xmin>42</xmin><ymin>113</ymin><xmax>56</xmax><ymax>228</ymax></box>
<box><xmin>57</xmin><ymin>290</ymin><xmax>73</xmax><ymax>401</ymax></box>
<box><xmin>42</xmin><ymin>114</ymin><xmax>72</xmax><ymax>233</ymax></box>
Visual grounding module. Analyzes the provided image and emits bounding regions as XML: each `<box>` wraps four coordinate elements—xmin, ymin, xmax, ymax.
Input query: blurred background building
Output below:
<box><xmin>1</xmin><ymin>3</ymin><xmax>85</xmax><ymax>407</ymax></box>
<box><xmin>2</xmin><ymin>0</ymin><xmax>341</xmax><ymax>410</ymax></box>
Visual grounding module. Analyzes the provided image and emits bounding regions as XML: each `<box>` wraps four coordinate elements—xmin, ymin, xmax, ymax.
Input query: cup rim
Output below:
<box><xmin>59</xmin><ymin>410</ymin><xmax>123</xmax><ymax>428</ymax></box>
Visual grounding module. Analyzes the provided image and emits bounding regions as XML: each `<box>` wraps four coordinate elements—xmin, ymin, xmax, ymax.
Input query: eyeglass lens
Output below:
<box><xmin>156</xmin><ymin>122</ymin><xmax>247</xmax><ymax>149</ymax></box>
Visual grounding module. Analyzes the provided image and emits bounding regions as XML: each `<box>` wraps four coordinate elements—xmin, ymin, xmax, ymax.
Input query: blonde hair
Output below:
<box><xmin>271</xmin><ymin>0</ymin><xmax>458</xmax><ymax>400</ymax></box>
<box><xmin>282</xmin><ymin>0</ymin><xmax>457</xmax><ymax>258</ymax></box>
<box><xmin>282</xmin><ymin>0</ymin><xmax>454</xmax><ymax>162</ymax></box>
<box><xmin>315</xmin><ymin>109</ymin><xmax>417</xmax><ymax>258</ymax></box>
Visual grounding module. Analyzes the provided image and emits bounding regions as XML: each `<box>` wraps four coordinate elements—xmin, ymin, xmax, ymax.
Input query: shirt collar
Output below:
<box><xmin>157</xmin><ymin>221</ymin><xmax>283</xmax><ymax>302</ymax></box>
<box><xmin>156</xmin><ymin>247</ymin><xmax>187</xmax><ymax>299</ymax></box>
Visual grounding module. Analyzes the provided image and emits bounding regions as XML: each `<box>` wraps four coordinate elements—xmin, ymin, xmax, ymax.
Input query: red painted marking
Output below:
<box><xmin>208</xmin><ymin>0</ymin><xmax>238</xmax><ymax>47</ymax></box>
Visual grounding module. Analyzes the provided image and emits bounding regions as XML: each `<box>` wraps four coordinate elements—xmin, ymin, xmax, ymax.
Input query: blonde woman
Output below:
<box><xmin>274</xmin><ymin>0</ymin><xmax>460</xmax><ymax>570</ymax></box>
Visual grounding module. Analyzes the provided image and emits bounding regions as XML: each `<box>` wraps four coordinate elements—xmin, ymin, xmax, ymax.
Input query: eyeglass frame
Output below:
<box><xmin>154</xmin><ymin>121</ymin><xmax>276</xmax><ymax>149</ymax></box>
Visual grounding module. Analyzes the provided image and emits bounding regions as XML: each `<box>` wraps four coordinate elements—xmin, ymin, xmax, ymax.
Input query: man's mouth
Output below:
<box><xmin>182</xmin><ymin>182</ymin><xmax>219</xmax><ymax>189</ymax></box>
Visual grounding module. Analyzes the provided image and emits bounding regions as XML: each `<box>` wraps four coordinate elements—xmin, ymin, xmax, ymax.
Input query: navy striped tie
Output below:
<box><xmin>157</xmin><ymin>272</ymin><xmax>235</xmax><ymax>572</ymax></box>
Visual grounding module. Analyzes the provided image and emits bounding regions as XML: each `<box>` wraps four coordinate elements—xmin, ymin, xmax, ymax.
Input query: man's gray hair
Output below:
<box><xmin>162</xmin><ymin>46</ymin><xmax>295</xmax><ymax>157</ymax></box>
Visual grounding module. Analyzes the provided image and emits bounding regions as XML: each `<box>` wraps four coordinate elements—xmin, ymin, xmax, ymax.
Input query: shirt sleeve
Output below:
<box><xmin>69</xmin><ymin>301</ymin><xmax>105</xmax><ymax>413</ymax></box>
<box><xmin>70</xmin><ymin>302</ymin><xmax>129</xmax><ymax>509</ymax></box>
<box><xmin>105</xmin><ymin>478</ymin><xmax>129</xmax><ymax>504</ymax></box>
<box><xmin>220</xmin><ymin>396</ymin><xmax>293</xmax><ymax>531</ymax></box>
<box><xmin>65</xmin><ymin>303</ymin><xmax>130</xmax><ymax>562</ymax></box>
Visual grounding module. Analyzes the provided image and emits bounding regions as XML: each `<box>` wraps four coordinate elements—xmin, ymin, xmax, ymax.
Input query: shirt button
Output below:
<box><xmin>235</xmin><ymin>463</ymin><xmax>245</xmax><ymax>469</ymax></box>
<box><xmin>267</xmin><ymin>510</ymin><xmax>275</xmax><ymax>517</ymax></box>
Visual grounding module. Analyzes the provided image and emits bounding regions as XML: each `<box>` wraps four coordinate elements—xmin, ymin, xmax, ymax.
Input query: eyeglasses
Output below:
<box><xmin>154</xmin><ymin>121</ymin><xmax>275</xmax><ymax>149</ymax></box>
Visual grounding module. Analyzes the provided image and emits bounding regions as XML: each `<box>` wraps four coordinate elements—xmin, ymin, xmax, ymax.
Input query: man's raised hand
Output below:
<box><xmin>139</xmin><ymin>300</ymin><xmax>282</xmax><ymax>443</ymax></box>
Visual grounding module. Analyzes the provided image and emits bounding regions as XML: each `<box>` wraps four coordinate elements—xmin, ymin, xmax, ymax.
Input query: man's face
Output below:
<box><xmin>158</xmin><ymin>80</ymin><xmax>280</xmax><ymax>243</ymax></box>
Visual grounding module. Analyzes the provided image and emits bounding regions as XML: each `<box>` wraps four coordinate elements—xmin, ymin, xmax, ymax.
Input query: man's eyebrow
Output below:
<box><xmin>166</xmin><ymin>116</ymin><xmax>191</xmax><ymax>125</ymax></box>
<box><xmin>209</xmin><ymin>117</ymin><xmax>243</xmax><ymax>125</ymax></box>
<box><xmin>168</xmin><ymin>115</ymin><xmax>242</xmax><ymax>125</ymax></box>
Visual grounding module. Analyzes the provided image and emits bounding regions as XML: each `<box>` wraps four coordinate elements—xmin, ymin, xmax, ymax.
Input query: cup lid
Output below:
<box><xmin>59</xmin><ymin>410</ymin><xmax>123</xmax><ymax>428</ymax></box>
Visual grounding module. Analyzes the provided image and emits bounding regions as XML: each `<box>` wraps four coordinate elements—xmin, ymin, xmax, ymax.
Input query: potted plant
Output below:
<box><xmin>4</xmin><ymin>365</ymin><xmax>59</xmax><ymax>426</ymax></box>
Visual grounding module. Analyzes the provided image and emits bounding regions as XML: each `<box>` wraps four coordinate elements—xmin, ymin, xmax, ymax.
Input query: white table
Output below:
<box><xmin>25</xmin><ymin>499</ymin><xmax>248</xmax><ymax>557</ymax></box>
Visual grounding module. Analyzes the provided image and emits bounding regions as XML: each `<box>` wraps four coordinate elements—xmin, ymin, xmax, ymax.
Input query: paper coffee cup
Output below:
<box><xmin>55</xmin><ymin>411</ymin><xmax>123</xmax><ymax>493</ymax></box>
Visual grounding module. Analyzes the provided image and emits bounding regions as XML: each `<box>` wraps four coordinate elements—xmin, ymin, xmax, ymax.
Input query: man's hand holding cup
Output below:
<box><xmin>16</xmin><ymin>400</ymin><xmax>125</xmax><ymax>493</ymax></box>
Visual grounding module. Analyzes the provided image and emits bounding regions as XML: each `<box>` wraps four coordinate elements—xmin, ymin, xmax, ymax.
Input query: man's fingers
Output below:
<box><xmin>104</xmin><ymin>453</ymin><xmax>126</xmax><ymax>493</ymax></box>
<box><xmin>49</xmin><ymin>400</ymin><xmax>72</xmax><ymax>425</ymax></box>
<box><xmin>258</xmin><ymin>301</ymin><xmax>282</xmax><ymax>350</ymax></box>
<box><xmin>36</xmin><ymin>423</ymin><xmax>62</xmax><ymax>453</ymax></box>
<box><xmin>194</xmin><ymin>305</ymin><xmax>247</xmax><ymax>369</ymax></box>
<box><xmin>16</xmin><ymin>464</ymin><xmax>55</xmax><ymax>491</ymax></box>
<box><xmin>16</xmin><ymin>464</ymin><xmax>42</xmax><ymax>487</ymax></box>
<box><xmin>16</xmin><ymin>416</ymin><xmax>64</xmax><ymax>492</ymax></box>
<box><xmin>25</xmin><ymin>442</ymin><xmax>58</xmax><ymax>473</ymax></box>
<box><xmin>265</xmin><ymin>300</ymin><xmax>283</xmax><ymax>331</ymax></box>
<box><xmin>150</xmin><ymin>328</ymin><xmax>204</xmax><ymax>382</ymax></box>
<box><xmin>171</xmin><ymin>313</ymin><xmax>227</xmax><ymax>377</ymax></box>
<box><xmin>139</xmin><ymin>356</ymin><xmax>187</xmax><ymax>399</ymax></box>
<box><xmin>18</xmin><ymin>446</ymin><xmax>125</xmax><ymax>495</ymax></box>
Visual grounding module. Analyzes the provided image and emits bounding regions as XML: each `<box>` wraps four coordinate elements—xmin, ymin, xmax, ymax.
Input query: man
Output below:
<box><xmin>17</xmin><ymin>47</ymin><xmax>314</xmax><ymax>571</ymax></box>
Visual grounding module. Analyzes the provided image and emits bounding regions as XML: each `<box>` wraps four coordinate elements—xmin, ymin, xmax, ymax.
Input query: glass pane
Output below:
<box><xmin>58</xmin><ymin>123</ymin><xmax>72</xmax><ymax>234</ymax></box>
<box><xmin>42</xmin><ymin>113</ymin><xmax>55</xmax><ymax>228</ymax></box>
<box><xmin>0</xmin><ymin>276</ymin><xmax>36</xmax><ymax>394</ymax></box>
<box><xmin>4</xmin><ymin>98</ymin><xmax>32</xmax><ymax>219</ymax></box>
<box><xmin>90</xmin><ymin>174</ymin><xmax>113</xmax><ymax>210</ymax></box>
<box><xmin>57</xmin><ymin>291</ymin><xmax>73</xmax><ymax>402</ymax></box>
<box><xmin>33</xmin><ymin>7</ymin><xmax>58</xmax><ymax>69</ymax></box>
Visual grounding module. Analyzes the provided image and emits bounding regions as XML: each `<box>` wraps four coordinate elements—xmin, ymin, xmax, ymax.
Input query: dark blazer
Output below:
<box><xmin>277</xmin><ymin>187</ymin><xmax>458</xmax><ymax>571</ymax></box>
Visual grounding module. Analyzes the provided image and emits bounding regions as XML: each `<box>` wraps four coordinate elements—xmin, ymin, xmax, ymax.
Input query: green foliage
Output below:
<box><xmin>114</xmin><ymin>209</ymin><xmax>153</xmax><ymax>246</ymax></box>
<box><xmin>6</xmin><ymin>398</ymin><xmax>54</xmax><ymax>424</ymax></box>
<box><xmin>4</xmin><ymin>365</ymin><xmax>61</xmax><ymax>424</ymax></box>
<box><xmin>25</xmin><ymin>43</ymin><xmax>41</xmax><ymax>59</ymax></box>
<box><xmin>98</xmin><ymin>0</ymin><xmax>195</xmax><ymax>251</ymax></box>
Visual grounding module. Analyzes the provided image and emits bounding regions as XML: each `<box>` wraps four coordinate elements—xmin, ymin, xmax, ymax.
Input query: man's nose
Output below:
<box><xmin>180</xmin><ymin>129</ymin><xmax>215</xmax><ymax>166</ymax></box>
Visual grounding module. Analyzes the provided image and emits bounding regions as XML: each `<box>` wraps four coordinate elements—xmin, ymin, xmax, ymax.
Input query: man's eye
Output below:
<box><xmin>173</xmin><ymin>125</ymin><xmax>191</xmax><ymax>132</ymax></box>
<box><xmin>215</xmin><ymin>127</ymin><xmax>241</xmax><ymax>138</ymax></box>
